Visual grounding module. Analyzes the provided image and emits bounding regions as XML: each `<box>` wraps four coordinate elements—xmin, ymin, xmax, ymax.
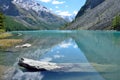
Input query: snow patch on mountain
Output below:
<box><xmin>12</xmin><ymin>0</ymin><xmax>50</xmax><ymax>13</ymax></box>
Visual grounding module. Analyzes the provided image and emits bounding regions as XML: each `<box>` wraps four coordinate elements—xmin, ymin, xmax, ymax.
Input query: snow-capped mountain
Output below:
<box><xmin>63</xmin><ymin>15</ymin><xmax>76</xmax><ymax>22</ymax></box>
<box><xmin>0</xmin><ymin>0</ymin><xmax>66</xmax><ymax>30</ymax></box>
<box><xmin>12</xmin><ymin>0</ymin><xmax>49</xmax><ymax>13</ymax></box>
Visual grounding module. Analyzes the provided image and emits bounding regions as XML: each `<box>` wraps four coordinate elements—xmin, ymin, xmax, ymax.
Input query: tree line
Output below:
<box><xmin>0</xmin><ymin>12</ymin><xmax>30</xmax><ymax>32</ymax></box>
<box><xmin>0</xmin><ymin>12</ymin><xmax>5</xmax><ymax>30</ymax></box>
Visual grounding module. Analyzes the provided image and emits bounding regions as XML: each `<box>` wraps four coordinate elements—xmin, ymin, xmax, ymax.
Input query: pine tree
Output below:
<box><xmin>0</xmin><ymin>12</ymin><xmax>5</xmax><ymax>30</ymax></box>
<box><xmin>112</xmin><ymin>14</ymin><xmax>120</xmax><ymax>30</ymax></box>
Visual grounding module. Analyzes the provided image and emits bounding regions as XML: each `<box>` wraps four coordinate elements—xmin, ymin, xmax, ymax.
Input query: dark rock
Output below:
<box><xmin>76</xmin><ymin>0</ymin><xmax>105</xmax><ymax>18</ymax></box>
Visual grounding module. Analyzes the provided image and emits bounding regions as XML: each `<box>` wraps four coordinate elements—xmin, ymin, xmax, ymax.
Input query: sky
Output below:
<box><xmin>36</xmin><ymin>0</ymin><xmax>86</xmax><ymax>18</ymax></box>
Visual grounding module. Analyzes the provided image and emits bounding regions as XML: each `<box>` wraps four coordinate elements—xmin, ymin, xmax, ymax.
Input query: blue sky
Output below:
<box><xmin>36</xmin><ymin>0</ymin><xmax>86</xmax><ymax>18</ymax></box>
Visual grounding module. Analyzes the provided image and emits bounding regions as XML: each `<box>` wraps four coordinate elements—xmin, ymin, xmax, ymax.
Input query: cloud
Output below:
<box><xmin>52</xmin><ymin>0</ymin><xmax>65</xmax><ymax>4</ymax></box>
<box><xmin>53</xmin><ymin>54</ymin><xmax>64</xmax><ymax>59</ymax></box>
<box><xmin>50</xmin><ymin>8</ymin><xmax>53</xmax><ymax>11</ymax></box>
<box><xmin>55</xmin><ymin>6</ymin><xmax>59</xmax><ymax>9</ymax></box>
<box><xmin>56</xmin><ymin>11</ymin><xmax>72</xmax><ymax>17</ymax></box>
<box><xmin>40</xmin><ymin>0</ymin><xmax>51</xmax><ymax>3</ymax></box>
<box><xmin>12</xmin><ymin>69</ymin><xmax>44</xmax><ymax>80</ymax></box>
<box><xmin>73</xmin><ymin>10</ymin><xmax>78</xmax><ymax>15</ymax></box>
<box><xmin>55</xmin><ymin>10</ymin><xmax>61</xmax><ymax>13</ymax></box>
<box><xmin>40</xmin><ymin>57</ymin><xmax>52</xmax><ymax>62</ymax></box>
<box><xmin>59</xmin><ymin>41</ymin><xmax>72</xmax><ymax>48</ymax></box>
<box><xmin>73</xmin><ymin>45</ymin><xmax>78</xmax><ymax>48</ymax></box>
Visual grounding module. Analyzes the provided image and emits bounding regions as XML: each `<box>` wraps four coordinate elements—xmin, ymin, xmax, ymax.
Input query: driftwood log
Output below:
<box><xmin>18</xmin><ymin>58</ymin><xmax>98</xmax><ymax>72</ymax></box>
<box><xmin>18</xmin><ymin>58</ymin><xmax>61</xmax><ymax>71</ymax></box>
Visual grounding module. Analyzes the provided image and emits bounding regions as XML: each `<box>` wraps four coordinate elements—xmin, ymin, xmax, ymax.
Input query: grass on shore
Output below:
<box><xmin>0</xmin><ymin>32</ymin><xmax>23</xmax><ymax>50</ymax></box>
<box><xmin>0</xmin><ymin>33</ymin><xmax>13</xmax><ymax>39</ymax></box>
<box><xmin>0</xmin><ymin>39</ymin><xmax>22</xmax><ymax>50</ymax></box>
<box><xmin>0</xmin><ymin>29</ymin><xmax>5</xmax><ymax>34</ymax></box>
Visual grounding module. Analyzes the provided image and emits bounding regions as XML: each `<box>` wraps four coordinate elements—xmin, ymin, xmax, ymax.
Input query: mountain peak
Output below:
<box><xmin>12</xmin><ymin>0</ymin><xmax>50</xmax><ymax>13</ymax></box>
<box><xmin>0</xmin><ymin>0</ymin><xmax>66</xmax><ymax>30</ymax></box>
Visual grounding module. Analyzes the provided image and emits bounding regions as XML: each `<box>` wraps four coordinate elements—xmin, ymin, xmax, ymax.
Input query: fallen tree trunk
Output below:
<box><xmin>18</xmin><ymin>58</ymin><xmax>61</xmax><ymax>71</ymax></box>
<box><xmin>18</xmin><ymin>58</ymin><xmax>116</xmax><ymax>72</ymax></box>
<box><xmin>18</xmin><ymin>58</ymin><xmax>96</xmax><ymax>72</ymax></box>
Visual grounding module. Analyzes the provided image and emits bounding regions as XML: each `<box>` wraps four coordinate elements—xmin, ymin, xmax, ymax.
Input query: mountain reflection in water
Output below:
<box><xmin>0</xmin><ymin>30</ymin><xmax>120</xmax><ymax>80</ymax></box>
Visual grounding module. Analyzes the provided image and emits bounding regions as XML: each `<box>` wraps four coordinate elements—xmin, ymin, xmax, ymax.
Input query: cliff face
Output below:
<box><xmin>67</xmin><ymin>0</ymin><xmax>120</xmax><ymax>30</ymax></box>
<box><xmin>76</xmin><ymin>0</ymin><xmax>104</xmax><ymax>18</ymax></box>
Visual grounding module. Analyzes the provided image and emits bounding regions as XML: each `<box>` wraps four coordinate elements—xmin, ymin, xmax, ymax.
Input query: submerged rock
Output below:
<box><xmin>15</xmin><ymin>43</ymin><xmax>31</xmax><ymax>48</ymax></box>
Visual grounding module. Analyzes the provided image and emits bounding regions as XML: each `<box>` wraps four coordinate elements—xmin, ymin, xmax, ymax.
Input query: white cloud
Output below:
<box><xmin>40</xmin><ymin>0</ymin><xmax>51</xmax><ymax>3</ymax></box>
<box><xmin>57</xmin><ymin>11</ymin><xmax>72</xmax><ymax>17</ymax></box>
<box><xmin>53</xmin><ymin>55</ymin><xmax>64</xmax><ymax>59</ymax></box>
<box><xmin>50</xmin><ymin>8</ymin><xmax>53</xmax><ymax>11</ymax></box>
<box><xmin>55</xmin><ymin>10</ymin><xmax>61</xmax><ymax>13</ymax></box>
<box><xmin>73</xmin><ymin>45</ymin><xmax>78</xmax><ymax>48</ymax></box>
<box><xmin>59</xmin><ymin>42</ymin><xmax>72</xmax><ymax>48</ymax></box>
<box><xmin>52</xmin><ymin>0</ymin><xmax>65</xmax><ymax>4</ymax></box>
<box><xmin>40</xmin><ymin>57</ymin><xmax>52</xmax><ymax>62</ymax></box>
<box><xmin>73</xmin><ymin>10</ymin><xmax>78</xmax><ymax>15</ymax></box>
<box><xmin>55</xmin><ymin>6</ymin><xmax>59</xmax><ymax>9</ymax></box>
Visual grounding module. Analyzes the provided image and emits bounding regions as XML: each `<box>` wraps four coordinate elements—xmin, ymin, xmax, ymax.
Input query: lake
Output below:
<box><xmin>0</xmin><ymin>30</ymin><xmax>120</xmax><ymax>80</ymax></box>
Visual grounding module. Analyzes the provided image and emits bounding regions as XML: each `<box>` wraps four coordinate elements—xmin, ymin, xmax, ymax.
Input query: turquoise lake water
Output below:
<box><xmin>0</xmin><ymin>30</ymin><xmax>120</xmax><ymax>80</ymax></box>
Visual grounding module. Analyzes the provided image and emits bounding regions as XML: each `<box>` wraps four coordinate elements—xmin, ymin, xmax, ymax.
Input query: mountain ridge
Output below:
<box><xmin>0</xmin><ymin>0</ymin><xmax>66</xmax><ymax>30</ymax></box>
<box><xmin>66</xmin><ymin>0</ymin><xmax>120</xmax><ymax>30</ymax></box>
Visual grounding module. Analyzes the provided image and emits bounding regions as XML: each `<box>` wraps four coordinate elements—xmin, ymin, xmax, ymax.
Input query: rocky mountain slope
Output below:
<box><xmin>66</xmin><ymin>0</ymin><xmax>120</xmax><ymax>30</ymax></box>
<box><xmin>0</xmin><ymin>0</ymin><xmax>66</xmax><ymax>30</ymax></box>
